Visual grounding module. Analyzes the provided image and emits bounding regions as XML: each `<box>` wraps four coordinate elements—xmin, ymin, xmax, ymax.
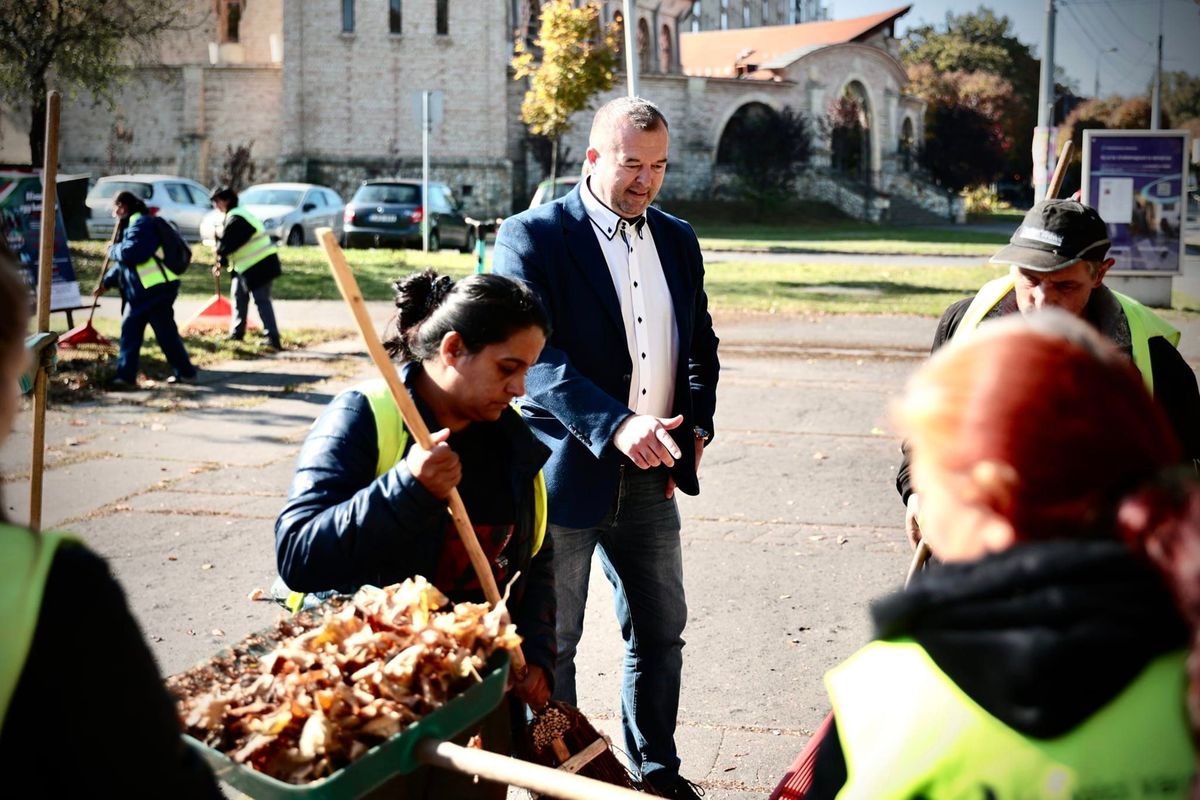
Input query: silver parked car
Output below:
<box><xmin>86</xmin><ymin>174</ymin><xmax>213</xmax><ymax>241</ymax></box>
<box><xmin>199</xmin><ymin>183</ymin><xmax>344</xmax><ymax>247</ymax></box>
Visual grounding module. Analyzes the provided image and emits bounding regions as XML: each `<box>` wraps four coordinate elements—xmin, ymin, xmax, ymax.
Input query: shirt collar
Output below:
<box><xmin>582</xmin><ymin>177</ymin><xmax>645</xmax><ymax>241</ymax></box>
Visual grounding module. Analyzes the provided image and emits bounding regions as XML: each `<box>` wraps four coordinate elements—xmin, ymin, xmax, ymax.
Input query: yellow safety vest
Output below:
<box><xmin>224</xmin><ymin>207</ymin><xmax>279</xmax><ymax>274</ymax></box>
<box><xmin>284</xmin><ymin>379</ymin><xmax>549</xmax><ymax>613</ymax></box>
<box><xmin>956</xmin><ymin>276</ymin><xmax>1181</xmax><ymax>394</ymax></box>
<box><xmin>826</xmin><ymin>639</ymin><xmax>1194</xmax><ymax>799</ymax></box>
<box><xmin>126</xmin><ymin>212</ymin><xmax>179</xmax><ymax>290</ymax></box>
<box><xmin>0</xmin><ymin>525</ymin><xmax>75</xmax><ymax>727</ymax></box>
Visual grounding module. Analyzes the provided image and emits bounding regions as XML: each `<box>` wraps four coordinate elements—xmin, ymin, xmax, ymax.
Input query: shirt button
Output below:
<box><xmin>637</xmin><ymin>316</ymin><xmax>642</xmax><ymax>323</ymax></box>
<box><xmin>641</xmin><ymin>352</ymin><xmax>646</xmax><ymax>359</ymax></box>
<box><xmin>633</xmin><ymin>281</ymin><xmax>638</xmax><ymax>288</ymax></box>
<box><xmin>642</xmin><ymin>388</ymin><xmax>647</xmax><ymax>395</ymax></box>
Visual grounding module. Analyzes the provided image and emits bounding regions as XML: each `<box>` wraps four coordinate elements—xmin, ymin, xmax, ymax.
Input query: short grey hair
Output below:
<box><xmin>589</xmin><ymin>97</ymin><xmax>669</xmax><ymax>149</ymax></box>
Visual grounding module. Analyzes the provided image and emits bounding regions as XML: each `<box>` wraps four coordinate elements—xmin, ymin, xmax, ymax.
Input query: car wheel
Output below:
<box><xmin>286</xmin><ymin>226</ymin><xmax>304</xmax><ymax>246</ymax></box>
<box><xmin>460</xmin><ymin>228</ymin><xmax>477</xmax><ymax>254</ymax></box>
<box><xmin>428</xmin><ymin>230</ymin><xmax>440</xmax><ymax>252</ymax></box>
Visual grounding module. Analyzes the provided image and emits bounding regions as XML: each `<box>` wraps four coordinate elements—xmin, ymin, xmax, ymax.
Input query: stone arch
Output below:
<box><xmin>830</xmin><ymin>79</ymin><xmax>872</xmax><ymax>184</ymax></box>
<box><xmin>716</xmin><ymin>101</ymin><xmax>778</xmax><ymax>164</ymax></box>
<box><xmin>899</xmin><ymin>115</ymin><xmax>915</xmax><ymax>172</ymax></box>
<box><xmin>708</xmin><ymin>93</ymin><xmax>783</xmax><ymax>162</ymax></box>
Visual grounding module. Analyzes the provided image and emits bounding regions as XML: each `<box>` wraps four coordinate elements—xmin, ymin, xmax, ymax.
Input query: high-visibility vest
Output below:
<box><xmin>126</xmin><ymin>212</ymin><xmax>179</xmax><ymax>290</ymax></box>
<box><xmin>283</xmin><ymin>379</ymin><xmax>549</xmax><ymax>613</ymax></box>
<box><xmin>955</xmin><ymin>276</ymin><xmax>1180</xmax><ymax>394</ymax></box>
<box><xmin>826</xmin><ymin>639</ymin><xmax>1194</xmax><ymax>799</ymax></box>
<box><xmin>224</xmin><ymin>207</ymin><xmax>279</xmax><ymax>274</ymax></box>
<box><xmin>0</xmin><ymin>525</ymin><xmax>74</xmax><ymax>727</ymax></box>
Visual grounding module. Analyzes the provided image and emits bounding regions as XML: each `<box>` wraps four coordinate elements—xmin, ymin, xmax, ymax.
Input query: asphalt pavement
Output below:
<box><xmin>4</xmin><ymin>281</ymin><xmax>1199</xmax><ymax>797</ymax></box>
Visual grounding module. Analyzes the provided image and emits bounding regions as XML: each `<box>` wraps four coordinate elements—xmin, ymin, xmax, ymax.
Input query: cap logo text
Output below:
<box><xmin>1017</xmin><ymin>226</ymin><xmax>1064</xmax><ymax>247</ymax></box>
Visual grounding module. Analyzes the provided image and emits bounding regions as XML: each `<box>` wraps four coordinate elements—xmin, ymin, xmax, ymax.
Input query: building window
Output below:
<box><xmin>659</xmin><ymin>24</ymin><xmax>672</xmax><ymax>72</ymax></box>
<box><xmin>690</xmin><ymin>1</ymin><xmax>702</xmax><ymax>32</ymax></box>
<box><xmin>388</xmin><ymin>0</ymin><xmax>401</xmax><ymax>33</ymax></box>
<box><xmin>762</xmin><ymin>0</ymin><xmax>770</xmax><ymax>23</ymax></box>
<box><xmin>637</xmin><ymin>18</ymin><xmax>651</xmax><ymax>72</ymax></box>
<box><xmin>222</xmin><ymin>1</ymin><xmax>243</xmax><ymax>43</ymax></box>
<box><xmin>342</xmin><ymin>0</ymin><xmax>355</xmax><ymax>33</ymax></box>
<box><xmin>437</xmin><ymin>0</ymin><xmax>448</xmax><ymax>35</ymax></box>
<box><xmin>720</xmin><ymin>0</ymin><xmax>728</xmax><ymax>30</ymax></box>
<box><xmin>742</xmin><ymin>1</ymin><xmax>751</xmax><ymax>27</ymax></box>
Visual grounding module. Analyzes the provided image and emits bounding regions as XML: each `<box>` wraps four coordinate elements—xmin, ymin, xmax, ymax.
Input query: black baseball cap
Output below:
<box><xmin>989</xmin><ymin>200</ymin><xmax>1111</xmax><ymax>272</ymax></box>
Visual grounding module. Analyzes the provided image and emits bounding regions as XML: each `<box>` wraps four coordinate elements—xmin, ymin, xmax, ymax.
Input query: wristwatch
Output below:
<box><xmin>693</xmin><ymin>425</ymin><xmax>711</xmax><ymax>444</ymax></box>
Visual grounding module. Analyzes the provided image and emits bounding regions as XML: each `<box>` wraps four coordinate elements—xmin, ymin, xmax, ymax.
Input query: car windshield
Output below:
<box><xmin>89</xmin><ymin>181</ymin><xmax>153</xmax><ymax>200</ymax></box>
<box><xmin>241</xmin><ymin>188</ymin><xmax>303</xmax><ymax>207</ymax></box>
<box><xmin>355</xmin><ymin>184</ymin><xmax>420</xmax><ymax>204</ymax></box>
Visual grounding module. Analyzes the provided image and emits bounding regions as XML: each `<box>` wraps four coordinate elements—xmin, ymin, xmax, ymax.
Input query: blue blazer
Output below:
<box><xmin>493</xmin><ymin>185</ymin><xmax>720</xmax><ymax>528</ymax></box>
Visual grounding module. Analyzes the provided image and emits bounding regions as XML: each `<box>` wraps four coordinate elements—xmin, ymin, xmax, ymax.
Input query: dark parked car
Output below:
<box><xmin>342</xmin><ymin>180</ymin><xmax>475</xmax><ymax>252</ymax></box>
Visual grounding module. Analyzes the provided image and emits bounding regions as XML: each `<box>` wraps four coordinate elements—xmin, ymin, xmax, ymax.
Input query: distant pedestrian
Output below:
<box><xmin>210</xmin><ymin>187</ymin><xmax>282</xmax><ymax>351</ymax></box>
<box><xmin>94</xmin><ymin>190</ymin><xmax>197</xmax><ymax>389</ymax></box>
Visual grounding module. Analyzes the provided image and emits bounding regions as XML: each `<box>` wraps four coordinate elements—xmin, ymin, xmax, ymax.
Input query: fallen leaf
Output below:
<box><xmin>247</xmin><ymin>587</ymin><xmax>267</xmax><ymax>602</ymax></box>
<box><xmin>723</xmin><ymin>766</ymin><xmax>736</xmax><ymax>772</ymax></box>
<box><xmin>187</xmin><ymin>629</ymin><xmax>196</xmax><ymax>636</ymax></box>
<box><xmin>808</xmin><ymin>535</ymin><xmax>825</xmax><ymax>542</ymax></box>
<box><xmin>151</xmin><ymin>423</ymin><xmax>167</xmax><ymax>431</ymax></box>
<box><xmin>152</xmin><ymin>635</ymin><xmax>164</xmax><ymax>642</ymax></box>
<box><xmin>870</xmin><ymin>427</ymin><xmax>886</xmax><ymax>436</ymax></box>
<box><xmin>114</xmin><ymin>504</ymin><xmax>132</xmax><ymax>512</ymax></box>
<box><xmin>64</xmin><ymin>437</ymin><xmax>79</xmax><ymax>447</ymax></box>
<box><xmin>212</xmin><ymin>628</ymin><xmax>225</xmax><ymax>637</ymax></box>
<box><xmin>813</xmin><ymin>452</ymin><xmax>827</xmax><ymax>461</ymax></box>
<box><xmin>167</xmin><ymin>554</ymin><xmax>178</xmax><ymax>561</ymax></box>
<box><xmin>70</xmin><ymin>419</ymin><xmax>86</xmax><ymax>427</ymax></box>
<box><xmin>778</xmin><ymin>594</ymin><xmax>791</xmax><ymax>600</ymax></box>
<box><xmin>837</xmin><ymin>535</ymin><xmax>848</xmax><ymax>545</ymax></box>
<box><xmin>201</xmin><ymin>563</ymin><xmax>214</xmax><ymax>570</ymax></box>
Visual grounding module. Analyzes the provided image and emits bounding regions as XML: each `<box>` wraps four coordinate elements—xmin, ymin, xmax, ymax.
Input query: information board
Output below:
<box><xmin>0</xmin><ymin>169</ymin><xmax>82</xmax><ymax>311</ymax></box>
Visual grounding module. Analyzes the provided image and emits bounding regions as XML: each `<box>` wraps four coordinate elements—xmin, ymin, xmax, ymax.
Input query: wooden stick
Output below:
<box><xmin>416</xmin><ymin>739</ymin><xmax>646</xmax><ymax>800</ymax></box>
<box><xmin>316</xmin><ymin>228</ymin><xmax>527</xmax><ymax>673</ymax></box>
<box><xmin>30</xmin><ymin>90</ymin><xmax>61</xmax><ymax>534</ymax></box>
<box><xmin>904</xmin><ymin>540</ymin><xmax>931</xmax><ymax>589</ymax></box>
<box><xmin>1048</xmin><ymin>140</ymin><xmax>1074</xmax><ymax>201</ymax></box>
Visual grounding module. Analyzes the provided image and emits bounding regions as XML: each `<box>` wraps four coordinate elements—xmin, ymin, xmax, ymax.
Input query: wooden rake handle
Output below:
<box><xmin>1048</xmin><ymin>140</ymin><xmax>1074</xmax><ymax>200</ymax></box>
<box><xmin>316</xmin><ymin>229</ymin><xmax>528</xmax><ymax>674</ymax></box>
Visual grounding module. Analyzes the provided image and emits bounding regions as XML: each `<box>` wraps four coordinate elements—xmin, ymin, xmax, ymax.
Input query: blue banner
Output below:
<box><xmin>1083</xmin><ymin>131</ymin><xmax>1188</xmax><ymax>274</ymax></box>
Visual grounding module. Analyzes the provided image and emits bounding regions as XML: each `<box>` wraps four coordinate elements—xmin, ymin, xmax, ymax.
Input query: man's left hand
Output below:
<box><xmin>511</xmin><ymin>664</ymin><xmax>550</xmax><ymax>710</ymax></box>
<box><xmin>211</xmin><ymin>263</ymin><xmax>222</xmax><ymax>278</ymax></box>
<box><xmin>666</xmin><ymin>436</ymin><xmax>705</xmax><ymax>499</ymax></box>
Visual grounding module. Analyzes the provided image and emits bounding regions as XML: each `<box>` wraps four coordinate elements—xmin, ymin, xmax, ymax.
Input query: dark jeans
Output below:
<box><xmin>550</xmin><ymin>466</ymin><xmax>686</xmax><ymax>781</ymax></box>
<box><xmin>231</xmin><ymin>273</ymin><xmax>279</xmax><ymax>343</ymax></box>
<box><xmin>116</xmin><ymin>282</ymin><xmax>196</xmax><ymax>382</ymax></box>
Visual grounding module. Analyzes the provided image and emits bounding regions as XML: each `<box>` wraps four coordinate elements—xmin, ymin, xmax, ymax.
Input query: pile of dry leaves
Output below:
<box><xmin>168</xmin><ymin>577</ymin><xmax>520</xmax><ymax>784</ymax></box>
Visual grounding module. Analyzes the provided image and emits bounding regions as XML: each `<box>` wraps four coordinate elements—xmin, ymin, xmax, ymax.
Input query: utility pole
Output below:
<box><xmin>1094</xmin><ymin>47</ymin><xmax>1117</xmax><ymax>98</ymax></box>
<box><xmin>1034</xmin><ymin>0</ymin><xmax>1056</xmax><ymax>203</ymax></box>
<box><xmin>1150</xmin><ymin>0</ymin><xmax>1163</xmax><ymax>129</ymax></box>
<box><xmin>623</xmin><ymin>0</ymin><xmax>640</xmax><ymax>97</ymax></box>
<box><xmin>422</xmin><ymin>90</ymin><xmax>430</xmax><ymax>252</ymax></box>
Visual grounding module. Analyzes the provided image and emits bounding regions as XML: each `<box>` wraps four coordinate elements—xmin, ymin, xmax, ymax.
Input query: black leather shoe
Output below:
<box><xmin>644</xmin><ymin>773</ymin><xmax>705</xmax><ymax>799</ymax></box>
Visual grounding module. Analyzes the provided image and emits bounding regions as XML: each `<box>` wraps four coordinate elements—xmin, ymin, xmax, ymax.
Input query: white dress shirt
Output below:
<box><xmin>581</xmin><ymin>178</ymin><xmax>679</xmax><ymax>417</ymax></box>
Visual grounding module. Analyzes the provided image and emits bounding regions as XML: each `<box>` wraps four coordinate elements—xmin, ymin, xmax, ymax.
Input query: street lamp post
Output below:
<box><xmin>1094</xmin><ymin>47</ymin><xmax>1118</xmax><ymax>98</ymax></box>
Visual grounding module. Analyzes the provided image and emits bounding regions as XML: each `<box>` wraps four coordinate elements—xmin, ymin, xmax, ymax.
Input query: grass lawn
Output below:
<box><xmin>70</xmin><ymin>241</ymin><xmax>477</xmax><ymax>302</ymax></box>
<box><xmin>705</xmin><ymin>260</ymin><xmax>1009</xmax><ymax>316</ymax></box>
<box><xmin>695</xmin><ymin>222</ymin><xmax>1008</xmax><ymax>257</ymax></box>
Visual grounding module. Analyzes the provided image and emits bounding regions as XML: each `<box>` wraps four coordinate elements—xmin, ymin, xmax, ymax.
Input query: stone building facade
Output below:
<box><xmin>0</xmin><ymin>0</ymin><xmax>936</xmax><ymax>221</ymax></box>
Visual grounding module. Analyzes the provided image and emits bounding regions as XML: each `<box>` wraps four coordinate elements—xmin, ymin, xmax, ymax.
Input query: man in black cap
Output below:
<box><xmin>897</xmin><ymin>199</ymin><xmax>1200</xmax><ymax>548</ymax></box>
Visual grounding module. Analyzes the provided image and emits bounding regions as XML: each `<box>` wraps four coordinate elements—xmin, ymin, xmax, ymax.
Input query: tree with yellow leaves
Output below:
<box><xmin>512</xmin><ymin>0</ymin><xmax>620</xmax><ymax>188</ymax></box>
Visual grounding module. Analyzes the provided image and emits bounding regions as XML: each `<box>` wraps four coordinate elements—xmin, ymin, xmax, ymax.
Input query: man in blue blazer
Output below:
<box><xmin>493</xmin><ymin>97</ymin><xmax>719</xmax><ymax>799</ymax></box>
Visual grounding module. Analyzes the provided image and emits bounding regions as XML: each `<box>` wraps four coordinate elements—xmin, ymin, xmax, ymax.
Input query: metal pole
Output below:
<box><xmin>31</xmin><ymin>90</ymin><xmax>61</xmax><ymax>533</ymax></box>
<box><xmin>623</xmin><ymin>0</ymin><xmax>639</xmax><ymax>97</ymax></box>
<box><xmin>1150</xmin><ymin>0</ymin><xmax>1163</xmax><ymax>130</ymax></box>
<box><xmin>422</xmin><ymin>88</ymin><xmax>432</xmax><ymax>251</ymax></box>
<box><xmin>1034</xmin><ymin>0</ymin><xmax>1056</xmax><ymax>203</ymax></box>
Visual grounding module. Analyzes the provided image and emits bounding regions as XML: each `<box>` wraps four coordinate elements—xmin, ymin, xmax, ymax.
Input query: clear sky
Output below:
<box><xmin>828</xmin><ymin>0</ymin><xmax>1200</xmax><ymax>99</ymax></box>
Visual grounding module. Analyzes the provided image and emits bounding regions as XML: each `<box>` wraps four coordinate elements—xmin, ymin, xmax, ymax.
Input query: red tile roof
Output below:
<box><xmin>680</xmin><ymin>5</ymin><xmax>911</xmax><ymax>78</ymax></box>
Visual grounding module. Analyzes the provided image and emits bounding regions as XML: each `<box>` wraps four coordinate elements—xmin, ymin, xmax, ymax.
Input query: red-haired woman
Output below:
<box><xmin>806</xmin><ymin>311</ymin><xmax>1199</xmax><ymax>798</ymax></box>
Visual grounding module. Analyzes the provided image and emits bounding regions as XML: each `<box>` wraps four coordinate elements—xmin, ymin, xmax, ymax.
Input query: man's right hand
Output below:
<box><xmin>405</xmin><ymin>428</ymin><xmax>461</xmax><ymax>500</ymax></box>
<box><xmin>613</xmin><ymin>414</ymin><xmax>684</xmax><ymax>469</ymax></box>
<box><xmin>905</xmin><ymin>493</ymin><xmax>922</xmax><ymax>550</ymax></box>
<box><xmin>92</xmin><ymin>285</ymin><xmax>106</xmax><ymax>299</ymax></box>
<box><xmin>211</xmin><ymin>263</ymin><xmax>222</xmax><ymax>279</ymax></box>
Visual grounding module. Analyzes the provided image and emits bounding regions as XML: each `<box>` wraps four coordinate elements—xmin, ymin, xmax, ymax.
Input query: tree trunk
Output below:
<box><xmin>29</xmin><ymin>89</ymin><xmax>47</xmax><ymax>167</ymax></box>
<box><xmin>549</xmin><ymin>137</ymin><xmax>559</xmax><ymax>189</ymax></box>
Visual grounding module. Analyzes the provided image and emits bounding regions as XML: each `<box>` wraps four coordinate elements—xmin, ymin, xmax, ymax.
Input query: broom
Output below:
<box><xmin>59</xmin><ymin>226</ymin><xmax>117</xmax><ymax>349</ymax></box>
<box><xmin>315</xmin><ymin>228</ymin><xmax>646</xmax><ymax>793</ymax></box>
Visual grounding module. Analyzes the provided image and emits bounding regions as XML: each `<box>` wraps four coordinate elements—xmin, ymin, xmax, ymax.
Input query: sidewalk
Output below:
<box><xmin>2</xmin><ymin>306</ymin><xmax>1196</xmax><ymax>798</ymax></box>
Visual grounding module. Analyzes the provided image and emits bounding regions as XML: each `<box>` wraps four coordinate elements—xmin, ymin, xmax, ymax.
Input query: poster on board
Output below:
<box><xmin>0</xmin><ymin>169</ymin><xmax>82</xmax><ymax>311</ymax></box>
<box><xmin>1082</xmin><ymin>130</ymin><xmax>1189</xmax><ymax>275</ymax></box>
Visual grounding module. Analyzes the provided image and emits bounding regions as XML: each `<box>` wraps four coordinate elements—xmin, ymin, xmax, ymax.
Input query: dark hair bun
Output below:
<box><xmin>389</xmin><ymin>270</ymin><xmax>456</xmax><ymax>360</ymax></box>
